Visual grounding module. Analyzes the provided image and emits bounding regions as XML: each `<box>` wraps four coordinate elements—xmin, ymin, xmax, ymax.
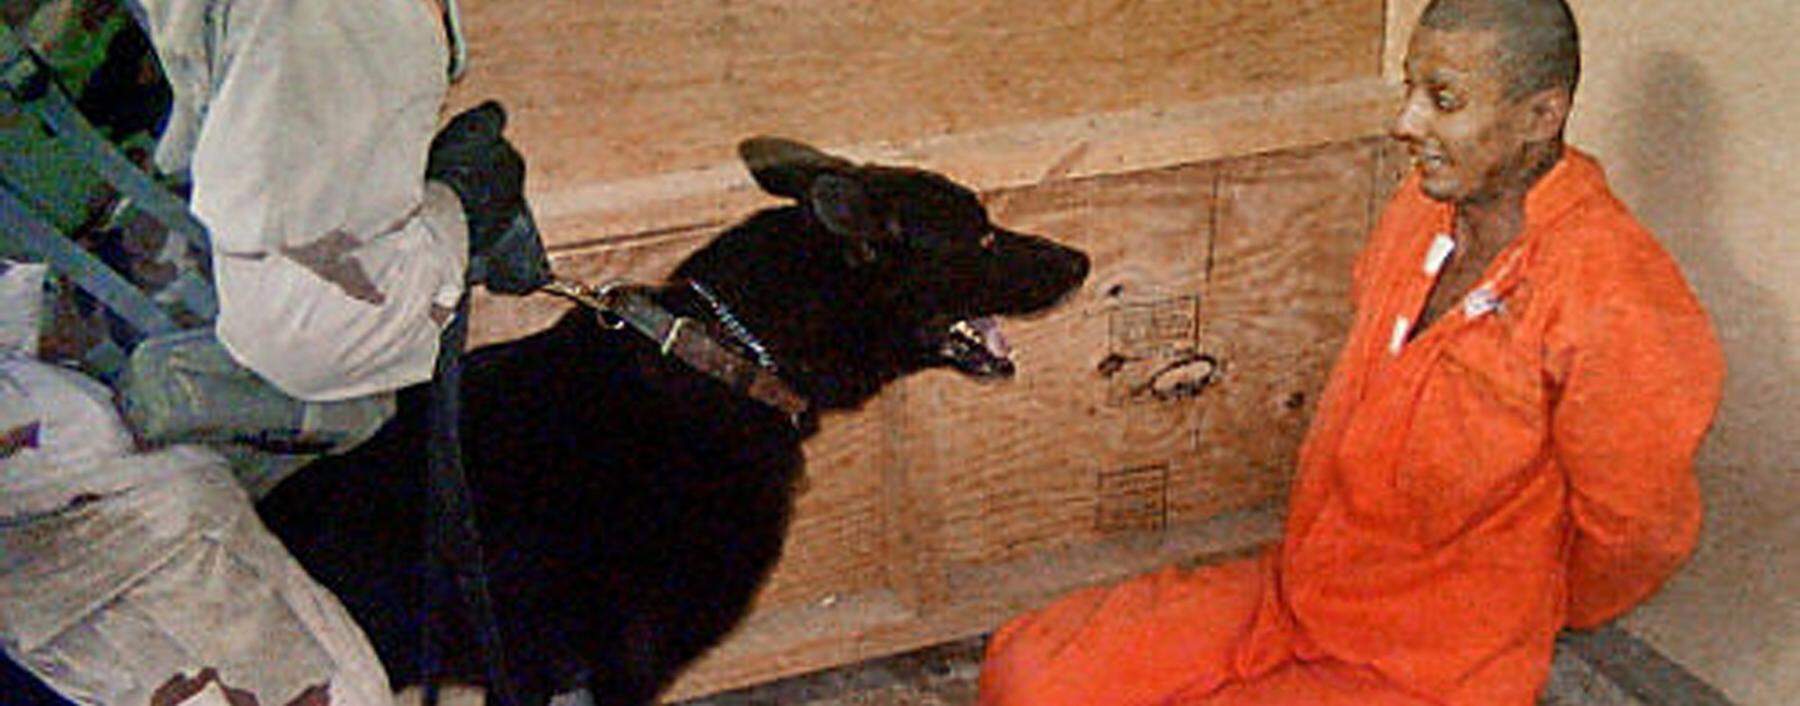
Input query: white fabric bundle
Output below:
<box><xmin>0</xmin><ymin>356</ymin><xmax>395</xmax><ymax>706</ymax></box>
<box><xmin>0</xmin><ymin>259</ymin><xmax>46</xmax><ymax>357</ymax></box>
<box><xmin>0</xmin><ymin>356</ymin><xmax>138</xmax><ymax>518</ymax></box>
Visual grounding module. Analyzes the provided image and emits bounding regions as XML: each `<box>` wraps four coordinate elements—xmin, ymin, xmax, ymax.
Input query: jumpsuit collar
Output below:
<box><xmin>1399</xmin><ymin>146</ymin><xmax>1601</xmax><ymax>347</ymax></box>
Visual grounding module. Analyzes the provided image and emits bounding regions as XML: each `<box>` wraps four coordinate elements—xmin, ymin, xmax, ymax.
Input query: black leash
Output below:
<box><xmin>423</xmin><ymin>292</ymin><xmax>522</xmax><ymax>706</ymax></box>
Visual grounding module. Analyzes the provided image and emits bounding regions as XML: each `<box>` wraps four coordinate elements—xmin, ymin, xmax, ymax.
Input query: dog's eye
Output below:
<box><xmin>978</xmin><ymin>231</ymin><xmax>998</xmax><ymax>250</ymax></box>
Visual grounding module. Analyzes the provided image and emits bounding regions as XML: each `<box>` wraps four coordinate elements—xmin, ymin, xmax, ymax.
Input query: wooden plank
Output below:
<box><xmin>1374</xmin><ymin>135</ymin><xmax>1415</xmax><ymax>224</ymax></box>
<box><xmin>449</xmin><ymin>0</ymin><xmax>1383</xmax><ymax>190</ymax></box>
<box><xmin>751</xmin><ymin>409</ymin><xmax>894</xmax><ymax>611</ymax></box>
<box><xmin>874</xmin><ymin>388</ymin><xmax>950</xmax><ymax>612</ymax></box>
<box><xmin>885</xmin><ymin>141</ymin><xmax>1378</xmax><ymax>575</ymax></box>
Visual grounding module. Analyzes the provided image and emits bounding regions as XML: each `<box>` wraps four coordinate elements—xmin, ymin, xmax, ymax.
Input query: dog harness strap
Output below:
<box><xmin>544</xmin><ymin>280</ymin><xmax>809</xmax><ymax>421</ymax></box>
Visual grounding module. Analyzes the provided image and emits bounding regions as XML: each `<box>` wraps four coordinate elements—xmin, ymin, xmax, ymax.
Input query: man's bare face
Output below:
<box><xmin>1392</xmin><ymin>28</ymin><xmax>1539</xmax><ymax>205</ymax></box>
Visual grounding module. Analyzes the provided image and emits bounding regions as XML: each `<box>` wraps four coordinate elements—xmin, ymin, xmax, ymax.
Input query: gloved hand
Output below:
<box><xmin>427</xmin><ymin>100</ymin><xmax>524</xmax><ymax>253</ymax></box>
<box><xmin>425</xmin><ymin>101</ymin><xmax>550</xmax><ymax>294</ymax></box>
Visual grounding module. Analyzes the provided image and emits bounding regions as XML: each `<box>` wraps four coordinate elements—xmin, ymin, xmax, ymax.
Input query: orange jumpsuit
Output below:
<box><xmin>979</xmin><ymin>149</ymin><xmax>1724</xmax><ymax>706</ymax></box>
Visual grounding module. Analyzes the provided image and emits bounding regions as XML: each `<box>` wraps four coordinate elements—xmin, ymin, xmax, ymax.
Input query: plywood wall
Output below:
<box><xmin>447</xmin><ymin>0</ymin><xmax>1390</xmax><ymax>246</ymax></box>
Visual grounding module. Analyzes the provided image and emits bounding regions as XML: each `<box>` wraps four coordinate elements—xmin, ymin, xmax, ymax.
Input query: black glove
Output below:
<box><xmin>426</xmin><ymin>100</ymin><xmax>524</xmax><ymax>253</ymax></box>
<box><xmin>426</xmin><ymin>101</ymin><xmax>550</xmax><ymax>294</ymax></box>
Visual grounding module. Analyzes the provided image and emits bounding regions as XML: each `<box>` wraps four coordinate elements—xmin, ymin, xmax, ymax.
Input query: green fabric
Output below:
<box><xmin>2</xmin><ymin>2</ymin><xmax>139</xmax><ymax>231</ymax></box>
<box><xmin>3</xmin><ymin>9</ymin><xmax>213</xmax><ymax>383</ymax></box>
<box><xmin>0</xmin><ymin>111</ymin><xmax>108</xmax><ymax>233</ymax></box>
<box><xmin>26</xmin><ymin>2</ymin><xmax>127</xmax><ymax>89</ymax></box>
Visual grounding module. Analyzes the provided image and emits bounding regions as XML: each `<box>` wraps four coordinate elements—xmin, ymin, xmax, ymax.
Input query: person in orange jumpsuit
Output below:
<box><xmin>977</xmin><ymin>1</ymin><xmax>1725</xmax><ymax>704</ymax></box>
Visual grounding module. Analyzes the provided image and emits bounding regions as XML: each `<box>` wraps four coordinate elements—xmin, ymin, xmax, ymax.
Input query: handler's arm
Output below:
<box><xmin>183</xmin><ymin>0</ymin><xmax>464</xmax><ymax>307</ymax></box>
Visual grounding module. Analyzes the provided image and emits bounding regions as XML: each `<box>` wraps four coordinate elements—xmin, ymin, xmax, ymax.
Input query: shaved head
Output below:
<box><xmin>1418</xmin><ymin>0</ymin><xmax>1580</xmax><ymax>99</ymax></box>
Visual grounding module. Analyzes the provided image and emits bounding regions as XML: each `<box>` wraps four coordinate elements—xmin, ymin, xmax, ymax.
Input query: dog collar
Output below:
<box><xmin>542</xmin><ymin>279</ymin><xmax>810</xmax><ymax>425</ymax></box>
<box><xmin>689</xmin><ymin>280</ymin><xmax>779</xmax><ymax>372</ymax></box>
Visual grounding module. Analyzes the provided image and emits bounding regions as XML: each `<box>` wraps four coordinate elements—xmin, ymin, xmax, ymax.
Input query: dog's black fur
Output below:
<box><xmin>256</xmin><ymin>139</ymin><xmax>1086</xmax><ymax>705</ymax></box>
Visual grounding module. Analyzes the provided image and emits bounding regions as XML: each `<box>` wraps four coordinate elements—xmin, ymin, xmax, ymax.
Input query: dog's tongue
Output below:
<box><xmin>967</xmin><ymin>317</ymin><xmax>1010</xmax><ymax>359</ymax></box>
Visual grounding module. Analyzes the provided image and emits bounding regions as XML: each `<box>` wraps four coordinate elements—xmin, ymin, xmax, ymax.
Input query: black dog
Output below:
<box><xmin>253</xmin><ymin>138</ymin><xmax>1090</xmax><ymax>705</ymax></box>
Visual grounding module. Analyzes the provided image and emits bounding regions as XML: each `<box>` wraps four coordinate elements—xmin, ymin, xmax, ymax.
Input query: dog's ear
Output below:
<box><xmin>809</xmin><ymin>173</ymin><xmax>886</xmax><ymax>265</ymax></box>
<box><xmin>739</xmin><ymin>137</ymin><xmax>855</xmax><ymax>200</ymax></box>
<box><xmin>808</xmin><ymin>172</ymin><xmax>879</xmax><ymax>238</ymax></box>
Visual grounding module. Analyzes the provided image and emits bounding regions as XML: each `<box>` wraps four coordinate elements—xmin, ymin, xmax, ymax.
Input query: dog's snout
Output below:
<box><xmin>1040</xmin><ymin>241</ymin><xmax>1091</xmax><ymax>292</ymax></box>
<box><xmin>1004</xmin><ymin>228</ymin><xmax>1090</xmax><ymax>282</ymax></box>
<box><xmin>1020</xmin><ymin>234</ymin><xmax>1090</xmax><ymax>302</ymax></box>
<box><xmin>1065</xmin><ymin>248</ymin><xmax>1092</xmax><ymax>283</ymax></box>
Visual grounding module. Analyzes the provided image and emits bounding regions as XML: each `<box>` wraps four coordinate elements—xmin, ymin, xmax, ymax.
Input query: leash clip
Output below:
<box><xmin>590</xmin><ymin>280</ymin><xmax>630</xmax><ymax>330</ymax></box>
<box><xmin>541</xmin><ymin>278</ymin><xmax>630</xmax><ymax>329</ymax></box>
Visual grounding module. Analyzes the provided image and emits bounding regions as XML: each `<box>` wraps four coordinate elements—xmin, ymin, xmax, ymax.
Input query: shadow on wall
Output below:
<box><xmin>1612</xmin><ymin>49</ymin><xmax>1800</xmax><ymax>706</ymax></box>
<box><xmin>1615</xmin><ymin>50</ymin><xmax>1797</xmax><ymax>470</ymax></box>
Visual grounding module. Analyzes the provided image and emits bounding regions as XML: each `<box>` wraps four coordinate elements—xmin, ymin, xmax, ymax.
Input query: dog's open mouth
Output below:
<box><xmin>938</xmin><ymin>317</ymin><xmax>1016</xmax><ymax>379</ymax></box>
